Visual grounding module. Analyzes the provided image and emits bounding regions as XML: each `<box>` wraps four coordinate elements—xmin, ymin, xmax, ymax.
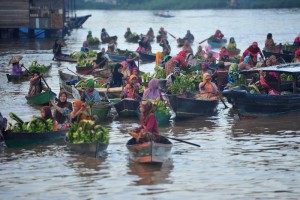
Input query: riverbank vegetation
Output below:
<box><xmin>76</xmin><ymin>0</ymin><xmax>300</xmax><ymax>10</ymax></box>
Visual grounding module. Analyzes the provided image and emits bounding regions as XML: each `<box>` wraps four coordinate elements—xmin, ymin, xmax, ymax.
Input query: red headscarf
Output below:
<box><xmin>295</xmin><ymin>49</ymin><xmax>300</xmax><ymax>57</ymax></box>
<box><xmin>177</xmin><ymin>50</ymin><xmax>187</xmax><ymax>58</ymax></box>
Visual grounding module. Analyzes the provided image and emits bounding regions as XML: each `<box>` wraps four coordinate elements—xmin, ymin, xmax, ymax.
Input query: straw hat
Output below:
<box><xmin>9</xmin><ymin>55</ymin><xmax>23</xmax><ymax>64</ymax></box>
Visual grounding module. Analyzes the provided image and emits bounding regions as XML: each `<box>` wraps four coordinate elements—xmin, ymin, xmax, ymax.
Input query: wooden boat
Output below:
<box><xmin>153</xmin><ymin>11</ymin><xmax>174</xmax><ymax>18</ymax></box>
<box><xmin>139</xmin><ymin>52</ymin><xmax>156</xmax><ymax>63</ymax></box>
<box><xmin>95</xmin><ymin>87</ymin><xmax>122</xmax><ymax>99</ymax></box>
<box><xmin>227</xmin><ymin>49</ymin><xmax>241</xmax><ymax>57</ymax></box>
<box><xmin>107</xmin><ymin>52</ymin><xmax>127</xmax><ymax>62</ymax></box>
<box><xmin>3</xmin><ymin>129</ymin><xmax>67</xmax><ymax>148</ymax></box>
<box><xmin>263</xmin><ymin>50</ymin><xmax>294</xmax><ymax>63</ymax></box>
<box><xmin>263</xmin><ymin>45</ymin><xmax>282</xmax><ymax>53</ymax></box>
<box><xmin>114</xmin><ymin>98</ymin><xmax>140</xmax><ymax>117</ymax></box>
<box><xmin>65</xmin><ymin>138</ymin><xmax>108</xmax><ymax>157</ymax></box>
<box><xmin>207</xmin><ymin>38</ymin><xmax>227</xmax><ymax>49</ymax></box>
<box><xmin>167</xmin><ymin>94</ymin><xmax>218</xmax><ymax>118</ymax></box>
<box><xmin>91</xmin><ymin>102</ymin><xmax>113</xmax><ymax>121</ymax></box>
<box><xmin>101</xmin><ymin>36</ymin><xmax>118</xmax><ymax>44</ymax></box>
<box><xmin>126</xmin><ymin>136</ymin><xmax>173</xmax><ymax>163</ymax></box>
<box><xmin>54</xmin><ymin>54</ymin><xmax>77</xmax><ymax>63</ymax></box>
<box><xmin>156</xmin><ymin>35</ymin><xmax>168</xmax><ymax>43</ymax></box>
<box><xmin>76</xmin><ymin>65</ymin><xmax>93</xmax><ymax>75</ymax></box>
<box><xmin>25</xmin><ymin>90</ymin><xmax>56</xmax><ymax>105</ymax></box>
<box><xmin>177</xmin><ymin>38</ymin><xmax>193</xmax><ymax>47</ymax></box>
<box><xmin>58</xmin><ymin>70</ymin><xmax>82</xmax><ymax>98</ymax></box>
<box><xmin>222</xmin><ymin>63</ymin><xmax>300</xmax><ymax>118</ymax></box>
<box><xmin>126</xmin><ymin>34</ymin><xmax>140</xmax><ymax>43</ymax></box>
<box><xmin>69</xmin><ymin>14</ymin><xmax>92</xmax><ymax>29</ymax></box>
<box><xmin>6</xmin><ymin>64</ymin><xmax>52</xmax><ymax>82</ymax></box>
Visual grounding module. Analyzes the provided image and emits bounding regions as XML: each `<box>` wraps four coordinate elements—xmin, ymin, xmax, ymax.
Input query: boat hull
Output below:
<box><xmin>114</xmin><ymin>99</ymin><xmax>140</xmax><ymax>117</ymax></box>
<box><xmin>101</xmin><ymin>36</ymin><xmax>118</xmax><ymax>44</ymax></box>
<box><xmin>3</xmin><ymin>130</ymin><xmax>67</xmax><ymax>148</ymax></box>
<box><xmin>207</xmin><ymin>38</ymin><xmax>227</xmax><ymax>49</ymax></box>
<box><xmin>223</xmin><ymin>89</ymin><xmax>300</xmax><ymax>118</ymax></box>
<box><xmin>91</xmin><ymin>102</ymin><xmax>112</xmax><ymax>121</ymax></box>
<box><xmin>167</xmin><ymin>95</ymin><xmax>218</xmax><ymax>118</ymax></box>
<box><xmin>139</xmin><ymin>52</ymin><xmax>156</xmax><ymax>63</ymax></box>
<box><xmin>25</xmin><ymin>90</ymin><xmax>56</xmax><ymax>105</ymax></box>
<box><xmin>66</xmin><ymin>139</ymin><xmax>108</xmax><ymax>157</ymax></box>
<box><xmin>126</xmin><ymin>137</ymin><xmax>172</xmax><ymax>163</ymax></box>
<box><xmin>54</xmin><ymin>55</ymin><xmax>77</xmax><ymax>63</ymax></box>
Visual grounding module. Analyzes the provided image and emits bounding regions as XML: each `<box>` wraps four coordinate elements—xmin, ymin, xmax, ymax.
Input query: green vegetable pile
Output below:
<box><xmin>151</xmin><ymin>99</ymin><xmax>170</xmax><ymax>115</ymax></box>
<box><xmin>28</xmin><ymin>60</ymin><xmax>49</xmax><ymax>73</ymax></box>
<box><xmin>75</xmin><ymin>78</ymin><xmax>106</xmax><ymax>88</ymax></box>
<box><xmin>280</xmin><ymin>73</ymin><xmax>293</xmax><ymax>81</ymax></box>
<box><xmin>141</xmin><ymin>72</ymin><xmax>151</xmax><ymax>82</ymax></box>
<box><xmin>153</xmin><ymin>66</ymin><xmax>166</xmax><ymax>79</ymax></box>
<box><xmin>77</xmin><ymin>58</ymin><xmax>93</xmax><ymax>68</ymax></box>
<box><xmin>67</xmin><ymin>120</ymin><xmax>109</xmax><ymax>144</ymax></box>
<box><xmin>8</xmin><ymin>112</ymin><xmax>54</xmax><ymax>133</ymax></box>
<box><xmin>87</xmin><ymin>37</ymin><xmax>100</xmax><ymax>44</ymax></box>
<box><xmin>170</xmin><ymin>75</ymin><xmax>196</xmax><ymax>95</ymax></box>
<box><xmin>127</xmin><ymin>33</ymin><xmax>139</xmax><ymax>39</ymax></box>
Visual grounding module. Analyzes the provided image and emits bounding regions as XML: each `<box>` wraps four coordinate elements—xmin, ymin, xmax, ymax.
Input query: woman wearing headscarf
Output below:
<box><xmin>238</xmin><ymin>55</ymin><xmax>251</xmax><ymax>71</ymax></box>
<box><xmin>241</xmin><ymin>42</ymin><xmax>264</xmax><ymax>66</ymax></box>
<box><xmin>142</xmin><ymin>78</ymin><xmax>163</xmax><ymax>100</ymax></box>
<box><xmin>165</xmin><ymin>50</ymin><xmax>188</xmax><ymax>76</ymax></box>
<box><xmin>121</xmin><ymin>75</ymin><xmax>141</xmax><ymax>100</ymax></box>
<box><xmin>106</xmin><ymin>63</ymin><xmax>124</xmax><ymax>91</ymax></box>
<box><xmin>80</xmin><ymin>79</ymin><xmax>102</xmax><ymax>103</ymax></box>
<box><xmin>212</xmin><ymin>61</ymin><xmax>228</xmax><ymax>91</ymax></box>
<box><xmin>198</xmin><ymin>73</ymin><xmax>219</xmax><ymax>100</ymax></box>
<box><xmin>50</xmin><ymin>91</ymin><xmax>73</xmax><ymax>130</ymax></box>
<box><xmin>10</xmin><ymin>56</ymin><xmax>24</xmax><ymax>76</ymax></box>
<box><xmin>28</xmin><ymin>71</ymin><xmax>49</xmax><ymax>97</ymax></box>
<box><xmin>227</xmin><ymin>37</ymin><xmax>237</xmax><ymax>51</ymax></box>
<box><xmin>293</xmin><ymin>49</ymin><xmax>300</xmax><ymax>63</ymax></box>
<box><xmin>120</xmin><ymin>61</ymin><xmax>131</xmax><ymax>81</ymax></box>
<box><xmin>70</xmin><ymin>100</ymin><xmax>91</xmax><ymax>123</ymax></box>
<box><xmin>80</xmin><ymin>41</ymin><xmax>90</xmax><ymax>52</ymax></box>
<box><xmin>40</xmin><ymin>106</ymin><xmax>58</xmax><ymax>131</ymax></box>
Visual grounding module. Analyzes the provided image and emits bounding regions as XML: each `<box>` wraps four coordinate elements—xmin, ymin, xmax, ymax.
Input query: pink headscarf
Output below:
<box><xmin>142</xmin><ymin>78</ymin><xmax>161</xmax><ymax>100</ymax></box>
<box><xmin>83</xmin><ymin>41</ymin><xmax>89</xmax><ymax>47</ymax></box>
<box><xmin>177</xmin><ymin>50</ymin><xmax>187</xmax><ymax>58</ymax></box>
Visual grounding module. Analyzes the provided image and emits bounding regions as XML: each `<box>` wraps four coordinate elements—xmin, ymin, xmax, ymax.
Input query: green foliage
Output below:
<box><xmin>28</xmin><ymin>60</ymin><xmax>48</xmax><ymax>73</ymax></box>
<box><xmin>153</xmin><ymin>66</ymin><xmax>166</xmax><ymax>79</ymax></box>
<box><xmin>170</xmin><ymin>75</ymin><xmax>195</xmax><ymax>95</ymax></box>
<box><xmin>67</xmin><ymin>120</ymin><xmax>109</xmax><ymax>144</ymax></box>
<box><xmin>87</xmin><ymin>37</ymin><xmax>100</xmax><ymax>44</ymax></box>
<box><xmin>151</xmin><ymin>99</ymin><xmax>170</xmax><ymax>115</ymax></box>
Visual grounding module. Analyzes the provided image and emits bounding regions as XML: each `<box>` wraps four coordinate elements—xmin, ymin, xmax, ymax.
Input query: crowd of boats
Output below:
<box><xmin>1</xmin><ymin>28</ymin><xmax>300</xmax><ymax>164</ymax></box>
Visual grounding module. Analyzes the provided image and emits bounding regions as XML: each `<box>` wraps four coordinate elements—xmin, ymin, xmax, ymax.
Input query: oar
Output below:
<box><xmin>21</xmin><ymin>65</ymin><xmax>33</xmax><ymax>75</ymax></box>
<box><xmin>199</xmin><ymin>38</ymin><xmax>209</xmax><ymax>45</ymax></box>
<box><xmin>163</xmin><ymin>135</ymin><xmax>201</xmax><ymax>147</ymax></box>
<box><xmin>167</xmin><ymin>32</ymin><xmax>177</xmax><ymax>40</ymax></box>
<box><xmin>218</xmin><ymin>92</ymin><xmax>229</xmax><ymax>109</ymax></box>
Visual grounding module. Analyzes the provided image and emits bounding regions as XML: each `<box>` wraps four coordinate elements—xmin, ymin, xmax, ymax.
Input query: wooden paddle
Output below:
<box><xmin>167</xmin><ymin>32</ymin><xmax>177</xmax><ymax>40</ymax></box>
<box><xmin>218</xmin><ymin>92</ymin><xmax>229</xmax><ymax>109</ymax></box>
<box><xmin>163</xmin><ymin>135</ymin><xmax>201</xmax><ymax>147</ymax></box>
<box><xmin>199</xmin><ymin>38</ymin><xmax>209</xmax><ymax>45</ymax></box>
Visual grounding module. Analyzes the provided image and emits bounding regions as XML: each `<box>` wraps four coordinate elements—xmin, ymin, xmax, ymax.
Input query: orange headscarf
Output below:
<box><xmin>202</xmin><ymin>73</ymin><xmax>216</xmax><ymax>93</ymax></box>
<box><xmin>73</xmin><ymin>100</ymin><xmax>83</xmax><ymax>110</ymax></box>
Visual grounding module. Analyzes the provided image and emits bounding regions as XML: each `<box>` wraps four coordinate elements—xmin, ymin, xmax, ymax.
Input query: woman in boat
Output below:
<box><xmin>206</xmin><ymin>51</ymin><xmax>217</xmax><ymax>68</ymax></box>
<box><xmin>146</xmin><ymin>27</ymin><xmax>155</xmax><ymax>41</ymax></box>
<box><xmin>126</xmin><ymin>53</ymin><xmax>138</xmax><ymax>70</ymax></box>
<box><xmin>213</xmin><ymin>29</ymin><xmax>224</xmax><ymax>40</ymax></box>
<box><xmin>159</xmin><ymin>38</ymin><xmax>171</xmax><ymax>57</ymax></box>
<box><xmin>212</xmin><ymin>61</ymin><xmax>228</xmax><ymax>91</ymax></box>
<box><xmin>131</xmin><ymin>67</ymin><xmax>142</xmax><ymax>84</ymax></box>
<box><xmin>140</xmin><ymin>36</ymin><xmax>152</xmax><ymax>53</ymax></box>
<box><xmin>10</xmin><ymin>56</ymin><xmax>24</xmax><ymax>76</ymax></box>
<box><xmin>259</xmin><ymin>70</ymin><xmax>280</xmax><ymax>95</ymax></box>
<box><xmin>52</xmin><ymin>39</ymin><xmax>65</xmax><ymax>56</ymax></box>
<box><xmin>50</xmin><ymin>91</ymin><xmax>73</xmax><ymax>130</ymax></box>
<box><xmin>198</xmin><ymin>62</ymin><xmax>213</xmax><ymax>77</ymax></box>
<box><xmin>120</xmin><ymin>61</ymin><xmax>131</xmax><ymax>81</ymax></box>
<box><xmin>101</xmin><ymin>28</ymin><xmax>110</xmax><ymax>41</ymax></box>
<box><xmin>238</xmin><ymin>55</ymin><xmax>251</xmax><ymax>71</ymax></box>
<box><xmin>70</xmin><ymin>100</ymin><xmax>91</xmax><ymax>123</ymax></box>
<box><xmin>124</xmin><ymin>27</ymin><xmax>132</xmax><ymax>39</ymax></box>
<box><xmin>219</xmin><ymin>46</ymin><xmax>230</xmax><ymax>62</ymax></box>
<box><xmin>95</xmin><ymin>51</ymin><xmax>108</xmax><ymax>69</ymax></box>
<box><xmin>158</xmin><ymin>27</ymin><xmax>168</xmax><ymax>40</ymax></box>
<box><xmin>80</xmin><ymin>41</ymin><xmax>90</xmax><ymax>53</ymax></box>
<box><xmin>194</xmin><ymin>45</ymin><xmax>206</xmax><ymax>59</ymax></box>
<box><xmin>27</xmin><ymin>72</ymin><xmax>49</xmax><ymax>97</ymax></box>
<box><xmin>81</xmin><ymin>79</ymin><xmax>103</xmax><ymax>103</ymax></box>
<box><xmin>227</xmin><ymin>63</ymin><xmax>239</xmax><ymax>87</ymax></box>
<box><xmin>198</xmin><ymin>73</ymin><xmax>219</xmax><ymax>100</ymax></box>
<box><xmin>0</xmin><ymin>112</ymin><xmax>7</xmax><ymax>133</ymax></box>
<box><xmin>106</xmin><ymin>63</ymin><xmax>124</xmax><ymax>91</ymax></box>
<box><xmin>241</xmin><ymin>42</ymin><xmax>264</xmax><ymax>66</ymax></box>
<box><xmin>136</xmin><ymin>41</ymin><xmax>146</xmax><ymax>54</ymax></box>
<box><xmin>294</xmin><ymin>34</ymin><xmax>300</xmax><ymax>47</ymax></box>
<box><xmin>40</xmin><ymin>106</ymin><xmax>58</xmax><ymax>131</ymax></box>
<box><xmin>131</xmin><ymin>101</ymin><xmax>159</xmax><ymax>143</ymax></box>
<box><xmin>182</xmin><ymin>40</ymin><xmax>193</xmax><ymax>55</ymax></box>
<box><xmin>269</xmin><ymin>55</ymin><xmax>280</xmax><ymax>66</ymax></box>
<box><xmin>227</xmin><ymin>37</ymin><xmax>237</xmax><ymax>51</ymax></box>
<box><xmin>264</xmin><ymin>33</ymin><xmax>276</xmax><ymax>50</ymax></box>
<box><xmin>86</xmin><ymin>30</ymin><xmax>92</xmax><ymax>41</ymax></box>
<box><xmin>292</xmin><ymin>49</ymin><xmax>300</xmax><ymax>63</ymax></box>
<box><xmin>184</xmin><ymin>30</ymin><xmax>194</xmax><ymax>42</ymax></box>
<box><xmin>107</xmin><ymin>40</ymin><xmax>116</xmax><ymax>53</ymax></box>
<box><xmin>121</xmin><ymin>75</ymin><xmax>141</xmax><ymax>101</ymax></box>
<box><xmin>165</xmin><ymin>50</ymin><xmax>188</xmax><ymax>76</ymax></box>
<box><xmin>142</xmin><ymin>78</ymin><xmax>163</xmax><ymax>100</ymax></box>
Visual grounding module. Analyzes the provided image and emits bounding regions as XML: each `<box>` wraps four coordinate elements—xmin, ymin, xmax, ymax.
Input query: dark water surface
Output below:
<box><xmin>1</xmin><ymin>9</ymin><xmax>300</xmax><ymax>199</ymax></box>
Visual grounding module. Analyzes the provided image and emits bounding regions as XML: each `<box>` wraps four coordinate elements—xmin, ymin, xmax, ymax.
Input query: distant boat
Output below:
<box><xmin>153</xmin><ymin>11</ymin><xmax>174</xmax><ymax>18</ymax></box>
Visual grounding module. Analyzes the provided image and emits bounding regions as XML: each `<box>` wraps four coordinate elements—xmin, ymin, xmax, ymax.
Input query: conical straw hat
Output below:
<box><xmin>9</xmin><ymin>55</ymin><xmax>23</xmax><ymax>64</ymax></box>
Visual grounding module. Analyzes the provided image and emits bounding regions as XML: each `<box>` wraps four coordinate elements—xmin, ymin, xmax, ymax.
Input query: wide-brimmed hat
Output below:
<box><xmin>9</xmin><ymin>55</ymin><xmax>23</xmax><ymax>64</ymax></box>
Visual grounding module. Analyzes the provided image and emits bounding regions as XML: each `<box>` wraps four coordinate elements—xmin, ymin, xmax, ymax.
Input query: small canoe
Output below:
<box><xmin>139</xmin><ymin>52</ymin><xmax>156</xmax><ymax>63</ymax></box>
<box><xmin>101</xmin><ymin>36</ymin><xmax>118</xmax><ymax>44</ymax></box>
<box><xmin>25</xmin><ymin>90</ymin><xmax>56</xmax><ymax>105</ymax></box>
<box><xmin>167</xmin><ymin>94</ymin><xmax>218</xmax><ymax>118</ymax></box>
<box><xmin>114</xmin><ymin>98</ymin><xmax>140</xmax><ymax>117</ymax></box>
<box><xmin>227</xmin><ymin>49</ymin><xmax>241</xmax><ymax>57</ymax></box>
<box><xmin>126</xmin><ymin>35</ymin><xmax>140</xmax><ymax>43</ymax></box>
<box><xmin>107</xmin><ymin>52</ymin><xmax>127</xmax><ymax>62</ymax></box>
<box><xmin>65</xmin><ymin>138</ymin><xmax>108</xmax><ymax>157</ymax></box>
<box><xmin>126</xmin><ymin>136</ymin><xmax>173</xmax><ymax>164</ymax></box>
<box><xmin>54</xmin><ymin>54</ymin><xmax>77</xmax><ymax>63</ymax></box>
<box><xmin>91</xmin><ymin>102</ymin><xmax>112</xmax><ymax>121</ymax></box>
<box><xmin>6</xmin><ymin>64</ymin><xmax>52</xmax><ymax>82</ymax></box>
<box><xmin>76</xmin><ymin>65</ymin><xmax>93</xmax><ymax>75</ymax></box>
<box><xmin>69</xmin><ymin>14</ymin><xmax>91</xmax><ymax>29</ymax></box>
<box><xmin>207</xmin><ymin>38</ymin><xmax>227</xmax><ymax>49</ymax></box>
<box><xmin>3</xmin><ymin>129</ymin><xmax>67</xmax><ymax>148</ymax></box>
<box><xmin>58</xmin><ymin>70</ymin><xmax>82</xmax><ymax>98</ymax></box>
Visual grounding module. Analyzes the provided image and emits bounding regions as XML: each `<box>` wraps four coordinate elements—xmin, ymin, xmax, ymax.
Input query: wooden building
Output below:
<box><xmin>0</xmin><ymin>0</ymin><xmax>75</xmax><ymax>38</ymax></box>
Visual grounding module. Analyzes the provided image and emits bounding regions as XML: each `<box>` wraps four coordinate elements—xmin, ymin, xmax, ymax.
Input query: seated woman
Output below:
<box><xmin>106</xmin><ymin>63</ymin><xmax>124</xmax><ymax>91</ymax></box>
<box><xmin>126</xmin><ymin>53</ymin><xmax>138</xmax><ymax>70</ymax></box>
<box><xmin>146</xmin><ymin>27</ymin><xmax>155</xmax><ymax>41</ymax></box>
<box><xmin>136</xmin><ymin>41</ymin><xmax>146</xmax><ymax>53</ymax></box>
<box><xmin>70</xmin><ymin>100</ymin><xmax>91</xmax><ymax>123</ymax></box>
<box><xmin>264</xmin><ymin>33</ymin><xmax>276</xmax><ymax>50</ymax></box>
<box><xmin>107</xmin><ymin>40</ymin><xmax>116</xmax><ymax>53</ymax></box>
<box><xmin>121</xmin><ymin>75</ymin><xmax>141</xmax><ymax>101</ymax></box>
<box><xmin>120</xmin><ymin>61</ymin><xmax>131</xmax><ymax>81</ymax></box>
<box><xmin>212</xmin><ymin>61</ymin><xmax>228</xmax><ymax>91</ymax></box>
<box><xmin>101</xmin><ymin>28</ymin><xmax>110</xmax><ymax>41</ymax></box>
<box><xmin>227</xmin><ymin>37</ymin><xmax>237</xmax><ymax>51</ymax></box>
<box><xmin>40</xmin><ymin>106</ymin><xmax>58</xmax><ymax>131</ymax></box>
<box><xmin>213</xmin><ymin>29</ymin><xmax>224</xmax><ymax>40</ymax></box>
<box><xmin>205</xmin><ymin>51</ymin><xmax>217</xmax><ymax>68</ymax></box>
<box><xmin>259</xmin><ymin>70</ymin><xmax>280</xmax><ymax>95</ymax></box>
<box><xmin>165</xmin><ymin>50</ymin><xmax>188</xmax><ymax>76</ymax></box>
<box><xmin>124</xmin><ymin>27</ymin><xmax>132</xmax><ymax>39</ymax></box>
<box><xmin>10</xmin><ymin>56</ymin><xmax>24</xmax><ymax>76</ymax></box>
<box><xmin>28</xmin><ymin>72</ymin><xmax>49</xmax><ymax>97</ymax></box>
<box><xmin>238</xmin><ymin>55</ymin><xmax>251</xmax><ymax>71</ymax></box>
<box><xmin>198</xmin><ymin>62</ymin><xmax>213</xmax><ymax>77</ymax></box>
<box><xmin>80</xmin><ymin>41</ymin><xmax>90</xmax><ymax>53</ymax></box>
<box><xmin>81</xmin><ymin>79</ymin><xmax>103</xmax><ymax>103</ymax></box>
<box><xmin>197</xmin><ymin>73</ymin><xmax>219</xmax><ymax>100</ymax></box>
<box><xmin>194</xmin><ymin>45</ymin><xmax>206</xmax><ymax>59</ymax></box>
<box><xmin>95</xmin><ymin>51</ymin><xmax>108</xmax><ymax>69</ymax></box>
<box><xmin>131</xmin><ymin>67</ymin><xmax>142</xmax><ymax>84</ymax></box>
<box><xmin>129</xmin><ymin>101</ymin><xmax>159</xmax><ymax>143</ymax></box>
<box><xmin>294</xmin><ymin>34</ymin><xmax>300</xmax><ymax>47</ymax></box>
<box><xmin>182</xmin><ymin>40</ymin><xmax>193</xmax><ymax>55</ymax></box>
<box><xmin>52</xmin><ymin>39</ymin><xmax>66</xmax><ymax>56</ymax></box>
<box><xmin>219</xmin><ymin>46</ymin><xmax>230</xmax><ymax>62</ymax></box>
<box><xmin>50</xmin><ymin>91</ymin><xmax>73</xmax><ymax>130</ymax></box>
<box><xmin>142</xmin><ymin>78</ymin><xmax>163</xmax><ymax>100</ymax></box>
<box><xmin>293</xmin><ymin>49</ymin><xmax>300</xmax><ymax>63</ymax></box>
<box><xmin>86</xmin><ymin>30</ymin><xmax>92</xmax><ymax>41</ymax></box>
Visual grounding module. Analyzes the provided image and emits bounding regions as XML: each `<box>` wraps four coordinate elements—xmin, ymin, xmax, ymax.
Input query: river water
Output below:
<box><xmin>1</xmin><ymin>9</ymin><xmax>300</xmax><ymax>199</ymax></box>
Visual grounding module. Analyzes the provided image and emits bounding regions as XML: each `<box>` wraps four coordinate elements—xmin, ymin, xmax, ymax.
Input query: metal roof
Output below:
<box><xmin>242</xmin><ymin>63</ymin><xmax>300</xmax><ymax>74</ymax></box>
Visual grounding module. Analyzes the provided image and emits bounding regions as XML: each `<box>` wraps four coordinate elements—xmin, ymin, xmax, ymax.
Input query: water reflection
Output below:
<box><xmin>127</xmin><ymin>160</ymin><xmax>173</xmax><ymax>185</ymax></box>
